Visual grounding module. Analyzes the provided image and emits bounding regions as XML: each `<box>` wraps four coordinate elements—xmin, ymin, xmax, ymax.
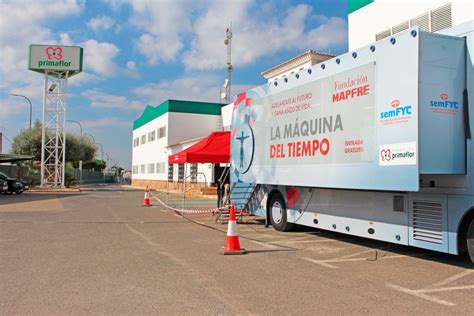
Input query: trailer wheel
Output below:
<box><xmin>269</xmin><ymin>193</ymin><xmax>294</xmax><ymax>232</ymax></box>
<box><xmin>467</xmin><ymin>219</ymin><xmax>474</xmax><ymax>263</ymax></box>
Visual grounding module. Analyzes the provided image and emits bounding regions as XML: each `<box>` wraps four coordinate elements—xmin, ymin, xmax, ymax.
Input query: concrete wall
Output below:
<box><xmin>348</xmin><ymin>0</ymin><xmax>473</xmax><ymax>50</ymax></box>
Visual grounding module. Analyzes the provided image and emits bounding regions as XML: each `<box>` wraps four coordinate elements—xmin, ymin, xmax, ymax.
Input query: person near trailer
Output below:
<box><xmin>216</xmin><ymin>180</ymin><xmax>223</xmax><ymax>208</ymax></box>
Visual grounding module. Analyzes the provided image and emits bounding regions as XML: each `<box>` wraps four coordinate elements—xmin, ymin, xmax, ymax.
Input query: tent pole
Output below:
<box><xmin>166</xmin><ymin>171</ymin><xmax>169</xmax><ymax>207</ymax></box>
<box><xmin>182</xmin><ymin>163</ymin><xmax>186</xmax><ymax>218</ymax></box>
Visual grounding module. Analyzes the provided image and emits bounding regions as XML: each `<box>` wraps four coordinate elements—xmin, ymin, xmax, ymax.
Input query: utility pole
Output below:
<box><xmin>223</xmin><ymin>23</ymin><xmax>233</xmax><ymax>104</ymax></box>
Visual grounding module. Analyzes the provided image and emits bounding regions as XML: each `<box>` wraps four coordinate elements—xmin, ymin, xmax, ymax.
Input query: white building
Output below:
<box><xmin>131</xmin><ymin>99</ymin><xmax>224</xmax><ymax>190</ymax></box>
<box><xmin>261</xmin><ymin>50</ymin><xmax>333</xmax><ymax>82</ymax></box>
<box><xmin>348</xmin><ymin>0</ymin><xmax>473</xmax><ymax>50</ymax></box>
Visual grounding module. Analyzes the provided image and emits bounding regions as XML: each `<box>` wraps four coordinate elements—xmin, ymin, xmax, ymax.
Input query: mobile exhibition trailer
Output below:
<box><xmin>230</xmin><ymin>24</ymin><xmax>474</xmax><ymax>262</ymax></box>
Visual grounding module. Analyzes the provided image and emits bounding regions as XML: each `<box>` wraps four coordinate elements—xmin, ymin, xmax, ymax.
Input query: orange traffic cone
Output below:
<box><xmin>220</xmin><ymin>205</ymin><xmax>247</xmax><ymax>255</ymax></box>
<box><xmin>142</xmin><ymin>185</ymin><xmax>151</xmax><ymax>207</ymax></box>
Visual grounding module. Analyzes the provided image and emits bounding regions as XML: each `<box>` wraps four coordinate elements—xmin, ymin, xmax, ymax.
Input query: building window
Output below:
<box><xmin>141</xmin><ymin>135</ymin><xmax>146</xmax><ymax>145</ymax></box>
<box><xmin>132</xmin><ymin>165</ymin><xmax>138</xmax><ymax>174</ymax></box>
<box><xmin>148</xmin><ymin>130</ymin><xmax>156</xmax><ymax>142</ymax></box>
<box><xmin>190</xmin><ymin>163</ymin><xmax>198</xmax><ymax>183</ymax></box>
<box><xmin>178</xmin><ymin>163</ymin><xmax>184</xmax><ymax>182</ymax></box>
<box><xmin>133</xmin><ymin>138</ymin><xmax>139</xmax><ymax>147</ymax></box>
<box><xmin>157</xmin><ymin>126</ymin><xmax>166</xmax><ymax>139</ymax></box>
<box><xmin>168</xmin><ymin>164</ymin><xmax>174</xmax><ymax>181</ymax></box>
<box><xmin>156</xmin><ymin>162</ymin><xmax>166</xmax><ymax>174</ymax></box>
<box><xmin>147</xmin><ymin>163</ymin><xmax>155</xmax><ymax>174</ymax></box>
<box><xmin>140</xmin><ymin>164</ymin><xmax>145</xmax><ymax>174</ymax></box>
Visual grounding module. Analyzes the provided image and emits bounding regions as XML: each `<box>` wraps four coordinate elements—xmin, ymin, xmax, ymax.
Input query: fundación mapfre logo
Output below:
<box><xmin>379</xmin><ymin>142</ymin><xmax>416</xmax><ymax>166</ymax></box>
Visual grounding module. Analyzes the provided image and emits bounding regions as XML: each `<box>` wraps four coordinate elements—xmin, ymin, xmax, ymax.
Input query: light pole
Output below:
<box><xmin>84</xmin><ymin>133</ymin><xmax>95</xmax><ymax>143</ymax></box>
<box><xmin>10</xmin><ymin>93</ymin><xmax>32</xmax><ymax>129</ymax></box>
<box><xmin>67</xmin><ymin>120</ymin><xmax>83</xmax><ymax>135</ymax></box>
<box><xmin>222</xmin><ymin>24</ymin><xmax>233</xmax><ymax>104</ymax></box>
<box><xmin>96</xmin><ymin>142</ymin><xmax>104</xmax><ymax>161</ymax></box>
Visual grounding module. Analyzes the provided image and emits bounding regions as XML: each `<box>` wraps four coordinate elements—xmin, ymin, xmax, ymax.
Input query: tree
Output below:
<box><xmin>11</xmin><ymin>121</ymin><xmax>96</xmax><ymax>162</ymax></box>
<box><xmin>81</xmin><ymin>159</ymin><xmax>106</xmax><ymax>171</ymax></box>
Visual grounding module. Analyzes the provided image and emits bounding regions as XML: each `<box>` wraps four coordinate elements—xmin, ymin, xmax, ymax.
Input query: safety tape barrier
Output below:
<box><xmin>149</xmin><ymin>192</ymin><xmax>229</xmax><ymax>215</ymax></box>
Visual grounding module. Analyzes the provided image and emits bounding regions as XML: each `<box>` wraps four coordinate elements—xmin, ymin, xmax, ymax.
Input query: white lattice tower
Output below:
<box><xmin>40</xmin><ymin>70</ymin><xmax>69</xmax><ymax>187</ymax></box>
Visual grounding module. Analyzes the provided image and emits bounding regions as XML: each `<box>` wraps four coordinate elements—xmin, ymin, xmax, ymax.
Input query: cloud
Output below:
<box><xmin>80</xmin><ymin>39</ymin><xmax>120</xmax><ymax>77</ymax></box>
<box><xmin>129</xmin><ymin>0</ymin><xmax>193</xmax><ymax>64</ymax></box>
<box><xmin>81</xmin><ymin>117</ymin><xmax>130</xmax><ymax>129</ymax></box>
<box><xmin>81</xmin><ymin>88</ymin><xmax>142</xmax><ymax>110</ymax></box>
<box><xmin>124</xmin><ymin>61</ymin><xmax>140</xmax><ymax>78</ymax></box>
<box><xmin>87</xmin><ymin>15</ymin><xmax>115</xmax><ymax>32</ymax></box>
<box><xmin>0</xmin><ymin>0</ymin><xmax>83</xmax><ymax>86</ymax></box>
<box><xmin>132</xmin><ymin>74</ymin><xmax>255</xmax><ymax>106</ymax></box>
<box><xmin>183</xmin><ymin>3</ymin><xmax>347</xmax><ymax>70</ymax></box>
<box><xmin>108</xmin><ymin>1</ymin><xmax>347</xmax><ymax>70</ymax></box>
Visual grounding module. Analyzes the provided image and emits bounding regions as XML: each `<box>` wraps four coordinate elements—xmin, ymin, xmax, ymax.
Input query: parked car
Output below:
<box><xmin>0</xmin><ymin>172</ymin><xmax>29</xmax><ymax>194</ymax></box>
<box><xmin>0</xmin><ymin>179</ymin><xmax>8</xmax><ymax>194</ymax></box>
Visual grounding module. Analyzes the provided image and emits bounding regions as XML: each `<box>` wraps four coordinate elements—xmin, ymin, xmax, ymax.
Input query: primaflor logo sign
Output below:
<box><xmin>28</xmin><ymin>44</ymin><xmax>83</xmax><ymax>76</ymax></box>
<box><xmin>37</xmin><ymin>46</ymin><xmax>72</xmax><ymax>68</ymax></box>
<box><xmin>379</xmin><ymin>142</ymin><xmax>416</xmax><ymax>166</ymax></box>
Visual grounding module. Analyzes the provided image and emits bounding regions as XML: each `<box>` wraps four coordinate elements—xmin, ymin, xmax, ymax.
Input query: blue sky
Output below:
<box><xmin>0</xmin><ymin>0</ymin><xmax>348</xmax><ymax>168</ymax></box>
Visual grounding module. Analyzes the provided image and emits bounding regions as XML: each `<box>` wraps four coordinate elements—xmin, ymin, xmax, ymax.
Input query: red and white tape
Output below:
<box><xmin>150</xmin><ymin>192</ymin><xmax>228</xmax><ymax>215</ymax></box>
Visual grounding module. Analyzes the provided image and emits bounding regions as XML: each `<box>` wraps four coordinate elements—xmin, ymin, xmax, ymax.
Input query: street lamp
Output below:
<box><xmin>96</xmin><ymin>142</ymin><xmax>104</xmax><ymax>161</ymax></box>
<box><xmin>67</xmin><ymin>120</ymin><xmax>83</xmax><ymax>135</ymax></box>
<box><xmin>84</xmin><ymin>133</ymin><xmax>95</xmax><ymax>143</ymax></box>
<box><xmin>10</xmin><ymin>93</ymin><xmax>32</xmax><ymax>129</ymax></box>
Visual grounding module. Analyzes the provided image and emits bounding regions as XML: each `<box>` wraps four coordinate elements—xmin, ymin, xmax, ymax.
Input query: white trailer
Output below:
<box><xmin>230</xmin><ymin>23</ymin><xmax>474</xmax><ymax>262</ymax></box>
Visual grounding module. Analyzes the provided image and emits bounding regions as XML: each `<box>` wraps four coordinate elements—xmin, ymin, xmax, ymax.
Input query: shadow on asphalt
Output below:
<box><xmin>235</xmin><ymin>219</ymin><xmax>474</xmax><ymax>268</ymax></box>
<box><xmin>0</xmin><ymin>193</ymin><xmax>83</xmax><ymax>206</ymax></box>
<box><xmin>246</xmin><ymin>249</ymin><xmax>297</xmax><ymax>254</ymax></box>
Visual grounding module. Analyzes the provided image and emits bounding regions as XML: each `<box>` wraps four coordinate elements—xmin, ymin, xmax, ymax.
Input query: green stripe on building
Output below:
<box><xmin>133</xmin><ymin>99</ymin><xmax>225</xmax><ymax>130</ymax></box>
<box><xmin>348</xmin><ymin>0</ymin><xmax>374</xmax><ymax>14</ymax></box>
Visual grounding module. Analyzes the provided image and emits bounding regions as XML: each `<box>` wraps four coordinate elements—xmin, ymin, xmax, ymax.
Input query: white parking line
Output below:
<box><xmin>386</xmin><ymin>283</ymin><xmax>456</xmax><ymax>307</ymax></box>
<box><xmin>333</xmin><ymin>249</ymin><xmax>375</xmax><ymax>260</ymax></box>
<box><xmin>428</xmin><ymin>270</ymin><xmax>474</xmax><ymax>288</ymax></box>
<box><xmin>271</xmin><ymin>239</ymin><xmax>342</xmax><ymax>245</ymax></box>
<box><xmin>300</xmin><ymin>253</ymin><xmax>411</xmax><ymax>269</ymax></box>
<box><xmin>387</xmin><ymin>269</ymin><xmax>474</xmax><ymax>306</ymax></box>
<box><xmin>300</xmin><ymin>257</ymin><xmax>338</xmax><ymax>269</ymax></box>
<box><xmin>248</xmin><ymin>239</ymin><xmax>281</xmax><ymax>249</ymax></box>
<box><xmin>420</xmin><ymin>285</ymin><xmax>474</xmax><ymax>293</ymax></box>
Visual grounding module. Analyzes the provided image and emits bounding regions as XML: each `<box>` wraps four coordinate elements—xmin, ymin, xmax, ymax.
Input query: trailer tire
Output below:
<box><xmin>467</xmin><ymin>219</ymin><xmax>474</xmax><ymax>263</ymax></box>
<box><xmin>269</xmin><ymin>193</ymin><xmax>294</xmax><ymax>232</ymax></box>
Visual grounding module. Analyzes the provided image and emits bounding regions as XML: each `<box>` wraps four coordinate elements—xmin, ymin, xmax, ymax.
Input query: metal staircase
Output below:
<box><xmin>215</xmin><ymin>181</ymin><xmax>258</xmax><ymax>223</ymax></box>
<box><xmin>230</xmin><ymin>182</ymin><xmax>258</xmax><ymax>212</ymax></box>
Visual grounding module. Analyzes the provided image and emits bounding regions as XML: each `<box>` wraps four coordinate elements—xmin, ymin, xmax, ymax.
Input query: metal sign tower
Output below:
<box><xmin>28</xmin><ymin>44</ymin><xmax>83</xmax><ymax>187</ymax></box>
<box><xmin>40</xmin><ymin>70</ymin><xmax>68</xmax><ymax>187</ymax></box>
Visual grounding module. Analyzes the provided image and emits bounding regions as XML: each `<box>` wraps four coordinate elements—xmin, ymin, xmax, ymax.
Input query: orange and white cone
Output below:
<box><xmin>142</xmin><ymin>185</ymin><xmax>151</xmax><ymax>207</ymax></box>
<box><xmin>220</xmin><ymin>205</ymin><xmax>247</xmax><ymax>255</ymax></box>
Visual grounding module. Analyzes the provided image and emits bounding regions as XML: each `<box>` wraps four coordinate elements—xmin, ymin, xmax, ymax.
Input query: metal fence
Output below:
<box><xmin>67</xmin><ymin>168</ymin><xmax>116</xmax><ymax>184</ymax></box>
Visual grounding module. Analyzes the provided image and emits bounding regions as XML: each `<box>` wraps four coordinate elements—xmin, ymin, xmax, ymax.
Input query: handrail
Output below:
<box><xmin>184</xmin><ymin>172</ymin><xmax>207</xmax><ymax>184</ymax></box>
<box><xmin>218</xmin><ymin>161</ymin><xmax>230</xmax><ymax>192</ymax></box>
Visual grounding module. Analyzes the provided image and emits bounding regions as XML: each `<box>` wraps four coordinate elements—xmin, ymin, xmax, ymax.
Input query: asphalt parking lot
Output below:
<box><xmin>1</xmin><ymin>185</ymin><xmax>473</xmax><ymax>314</ymax></box>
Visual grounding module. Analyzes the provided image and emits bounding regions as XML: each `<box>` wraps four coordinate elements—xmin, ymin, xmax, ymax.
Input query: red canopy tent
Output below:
<box><xmin>168</xmin><ymin>131</ymin><xmax>230</xmax><ymax>164</ymax></box>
